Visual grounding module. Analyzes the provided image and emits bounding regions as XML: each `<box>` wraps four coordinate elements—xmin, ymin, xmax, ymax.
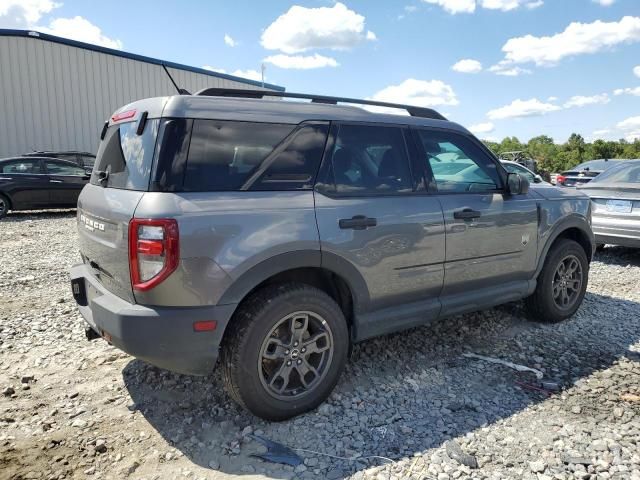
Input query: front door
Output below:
<box><xmin>412</xmin><ymin>128</ymin><xmax>538</xmax><ymax>299</ymax></box>
<box><xmin>314</xmin><ymin>123</ymin><xmax>445</xmax><ymax>324</ymax></box>
<box><xmin>0</xmin><ymin>158</ymin><xmax>49</xmax><ymax>209</ymax></box>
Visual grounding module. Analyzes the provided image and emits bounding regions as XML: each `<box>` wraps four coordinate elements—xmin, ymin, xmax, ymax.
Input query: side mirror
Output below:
<box><xmin>507</xmin><ymin>172</ymin><xmax>530</xmax><ymax>195</ymax></box>
<box><xmin>534</xmin><ymin>174</ymin><xmax>543</xmax><ymax>183</ymax></box>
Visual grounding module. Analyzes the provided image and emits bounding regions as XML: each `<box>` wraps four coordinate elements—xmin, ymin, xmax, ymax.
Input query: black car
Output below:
<box><xmin>557</xmin><ymin>159</ymin><xmax>622</xmax><ymax>187</ymax></box>
<box><xmin>0</xmin><ymin>157</ymin><xmax>90</xmax><ymax>218</ymax></box>
<box><xmin>22</xmin><ymin>150</ymin><xmax>96</xmax><ymax>169</ymax></box>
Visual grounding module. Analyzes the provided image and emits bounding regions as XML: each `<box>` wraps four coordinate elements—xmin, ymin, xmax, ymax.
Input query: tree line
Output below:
<box><xmin>483</xmin><ymin>134</ymin><xmax>640</xmax><ymax>173</ymax></box>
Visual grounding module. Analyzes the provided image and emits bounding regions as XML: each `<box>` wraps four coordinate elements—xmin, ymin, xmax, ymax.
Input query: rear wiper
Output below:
<box><xmin>96</xmin><ymin>170</ymin><xmax>109</xmax><ymax>186</ymax></box>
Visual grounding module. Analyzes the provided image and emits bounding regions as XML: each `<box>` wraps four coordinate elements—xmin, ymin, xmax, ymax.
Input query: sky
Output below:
<box><xmin>1</xmin><ymin>0</ymin><xmax>639</xmax><ymax>143</ymax></box>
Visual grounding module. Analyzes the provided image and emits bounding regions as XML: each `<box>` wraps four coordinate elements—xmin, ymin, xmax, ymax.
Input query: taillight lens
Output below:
<box><xmin>556</xmin><ymin>174</ymin><xmax>567</xmax><ymax>185</ymax></box>
<box><xmin>129</xmin><ymin>219</ymin><xmax>179</xmax><ymax>291</ymax></box>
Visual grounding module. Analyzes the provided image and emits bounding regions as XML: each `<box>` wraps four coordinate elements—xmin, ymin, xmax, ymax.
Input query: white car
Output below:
<box><xmin>501</xmin><ymin>160</ymin><xmax>549</xmax><ymax>185</ymax></box>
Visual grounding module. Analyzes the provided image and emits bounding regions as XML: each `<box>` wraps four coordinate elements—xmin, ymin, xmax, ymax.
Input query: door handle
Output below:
<box><xmin>453</xmin><ymin>208</ymin><xmax>481</xmax><ymax>220</ymax></box>
<box><xmin>49</xmin><ymin>179</ymin><xmax>63</xmax><ymax>183</ymax></box>
<box><xmin>339</xmin><ymin>215</ymin><xmax>377</xmax><ymax>230</ymax></box>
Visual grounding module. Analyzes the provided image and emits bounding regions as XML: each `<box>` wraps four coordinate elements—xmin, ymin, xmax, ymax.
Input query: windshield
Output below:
<box><xmin>589</xmin><ymin>161</ymin><xmax>640</xmax><ymax>184</ymax></box>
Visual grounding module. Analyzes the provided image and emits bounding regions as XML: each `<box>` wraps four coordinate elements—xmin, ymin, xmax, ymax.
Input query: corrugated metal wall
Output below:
<box><xmin>0</xmin><ymin>35</ymin><xmax>274</xmax><ymax>157</ymax></box>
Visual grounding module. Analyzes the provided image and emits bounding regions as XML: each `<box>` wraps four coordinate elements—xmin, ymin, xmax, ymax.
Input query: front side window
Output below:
<box><xmin>0</xmin><ymin>159</ymin><xmax>40</xmax><ymax>174</ymax></box>
<box><xmin>416</xmin><ymin>130</ymin><xmax>501</xmax><ymax>193</ymax></box>
<box><xmin>328</xmin><ymin>124</ymin><xmax>413</xmax><ymax>195</ymax></box>
<box><xmin>45</xmin><ymin>160</ymin><xmax>86</xmax><ymax>176</ymax></box>
<box><xmin>183</xmin><ymin>120</ymin><xmax>294</xmax><ymax>191</ymax></box>
<box><xmin>92</xmin><ymin>119</ymin><xmax>160</xmax><ymax>191</ymax></box>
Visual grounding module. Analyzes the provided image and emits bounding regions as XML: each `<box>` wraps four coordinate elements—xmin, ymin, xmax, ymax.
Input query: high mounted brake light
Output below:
<box><xmin>112</xmin><ymin>109</ymin><xmax>136</xmax><ymax>123</ymax></box>
<box><xmin>129</xmin><ymin>218</ymin><xmax>179</xmax><ymax>291</ymax></box>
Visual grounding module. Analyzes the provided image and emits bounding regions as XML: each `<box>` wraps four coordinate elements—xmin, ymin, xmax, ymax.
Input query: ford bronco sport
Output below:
<box><xmin>71</xmin><ymin>89</ymin><xmax>594</xmax><ymax>420</ymax></box>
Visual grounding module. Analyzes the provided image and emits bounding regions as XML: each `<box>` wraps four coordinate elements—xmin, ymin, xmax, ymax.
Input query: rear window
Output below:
<box><xmin>183</xmin><ymin>120</ymin><xmax>294</xmax><ymax>191</ymax></box>
<box><xmin>91</xmin><ymin>119</ymin><xmax>159</xmax><ymax>190</ymax></box>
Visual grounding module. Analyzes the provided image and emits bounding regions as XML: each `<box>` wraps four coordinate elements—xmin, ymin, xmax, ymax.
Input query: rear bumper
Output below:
<box><xmin>594</xmin><ymin>233</ymin><xmax>640</xmax><ymax>248</ymax></box>
<box><xmin>70</xmin><ymin>263</ymin><xmax>237</xmax><ymax>375</ymax></box>
<box><xmin>593</xmin><ymin>216</ymin><xmax>640</xmax><ymax>248</ymax></box>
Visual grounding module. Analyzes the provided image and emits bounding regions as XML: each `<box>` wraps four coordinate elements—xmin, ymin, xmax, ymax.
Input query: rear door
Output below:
<box><xmin>412</xmin><ymin>128</ymin><xmax>538</xmax><ymax>304</ymax></box>
<box><xmin>0</xmin><ymin>158</ymin><xmax>49</xmax><ymax>209</ymax></box>
<box><xmin>314</xmin><ymin>123</ymin><xmax>445</xmax><ymax>321</ymax></box>
<box><xmin>77</xmin><ymin>117</ymin><xmax>160</xmax><ymax>302</ymax></box>
<box><xmin>43</xmin><ymin>159</ymin><xmax>89</xmax><ymax>206</ymax></box>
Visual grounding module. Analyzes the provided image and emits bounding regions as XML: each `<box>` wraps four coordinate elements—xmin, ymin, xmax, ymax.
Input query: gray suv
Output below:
<box><xmin>71</xmin><ymin>89</ymin><xmax>594</xmax><ymax>420</ymax></box>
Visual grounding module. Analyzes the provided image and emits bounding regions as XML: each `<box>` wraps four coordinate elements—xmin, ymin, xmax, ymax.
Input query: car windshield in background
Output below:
<box><xmin>91</xmin><ymin>120</ymin><xmax>159</xmax><ymax>191</ymax></box>
<box><xmin>589</xmin><ymin>161</ymin><xmax>640</xmax><ymax>184</ymax></box>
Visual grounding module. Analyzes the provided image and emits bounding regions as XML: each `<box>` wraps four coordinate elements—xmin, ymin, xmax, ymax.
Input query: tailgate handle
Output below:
<box><xmin>339</xmin><ymin>215</ymin><xmax>377</xmax><ymax>230</ymax></box>
<box><xmin>454</xmin><ymin>208</ymin><xmax>481</xmax><ymax>220</ymax></box>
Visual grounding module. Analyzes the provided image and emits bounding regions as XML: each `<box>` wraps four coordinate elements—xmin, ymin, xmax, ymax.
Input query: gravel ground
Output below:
<box><xmin>1</xmin><ymin>210</ymin><xmax>639</xmax><ymax>480</ymax></box>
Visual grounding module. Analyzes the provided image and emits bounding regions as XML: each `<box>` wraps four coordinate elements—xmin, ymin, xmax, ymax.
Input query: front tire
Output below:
<box><xmin>221</xmin><ymin>283</ymin><xmax>348</xmax><ymax>421</ymax></box>
<box><xmin>0</xmin><ymin>194</ymin><xmax>9</xmax><ymax>219</ymax></box>
<box><xmin>525</xmin><ymin>239</ymin><xmax>589</xmax><ymax>323</ymax></box>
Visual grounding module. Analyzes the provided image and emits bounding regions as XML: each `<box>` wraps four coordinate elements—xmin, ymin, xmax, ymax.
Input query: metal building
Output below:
<box><xmin>0</xmin><ymin>29</ymin><xmax>285</xmax><ymax>158</ymax></box>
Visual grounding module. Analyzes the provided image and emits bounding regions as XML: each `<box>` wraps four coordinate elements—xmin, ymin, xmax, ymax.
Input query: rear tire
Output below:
<box><xmin>0</xmin><ymin>194</ymin><xmax>10</xmax><ymax>219</ymax></box>
<box><xmin>221</xmin><ymin>283</ymin><xmax>348</xmax><ymax>421</ymax></box>
<box><xmin>525</xmin><ymin>239</ymin><xmax>588</xmax><ymax>323</ymax></box>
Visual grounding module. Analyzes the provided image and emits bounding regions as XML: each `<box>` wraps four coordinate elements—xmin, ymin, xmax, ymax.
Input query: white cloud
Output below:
<box><xmin>614</xmin><ymin>86</ymin><xmax>640</xmax><ymax>96</ymax></box>
<box><xmin>480</xmin><ymin>0</ymin><xmax>543</xmax><ymax>11</ymax></box>
<box><xmin>264</xmin><ymin>53</ymin><xmax>338</xmax><ymax>69</ymax></box>
<box><xmin>489</xmin><ymin>61</ymin><xmax>531</xmax><ymax>76</ymax></box>
<box><xmin>487</xmin><ymin>98</ymin><xmax>560</xmax><ymax>119</ymax></box>
<box><xmin>423</xmin><ymin>0</ymin><xmax>541</xmax><ymax>13</ymax></box>
<box><xmin>422</xmin><ymin>0</ymin><xmax>476</xmax><ymax>14</ymax></box>
<box><xmin>617</xmin><ymin>116</ymin><xmax>640</xmax><ymax>141</ymax></box>
<box><xmin>592</xmin><ymin>128</ymin><xmax>612</xmax><ymax>137</ymax></box>
<box><xmin>593</xmin><ymin>0</ymin><xmax>615</xmax><ymax>5</ymax></box>
<box><xmin>547</xmin><ymin>96</ymin><xmax>558</xmax><ymax>101</ymax></box>
<box><xmin>202</xmin><ymin>66</ymin><xmax>265</xmax><ymax>82</ymax></box>
<box><xmin>499</xmin><ymin>16</ymin><xmax>640</xmax><ymax>67</ymax></box>
<box><xmin>469</xmin><ymin>122</ymin><xmax>495</xmax><ymax>134</ymax></box>
<box><xmin>224</xmin><ymin>34</ymin><xmax>236</xmax><ymax>47</ymax></box>
<box><xmin>563</xmin><ymin>93</ymin><xmax>610</xmax><ymax>108</ymax></box>
<box><xmin>634</xmin><ymin>65</ymin><xmax>640</xmax><ymax>78</ymax></box>
<box><xmin>0</xmin><ymin>0</ymin><xmax>60</xmax><ymax>27</ymax></box>
<box><xmin>260</xmin><ymin>2</ymin><xmax>375</xmax><ymax>54</ymax></box>
<box><xmin>0</xmin><ymin>1</ymin><xmax>122</xmax><ymax>49</ymax></box>
<box><xmin>370</xmin><ymin>79</ymin><xmax>459</xmax><ymax>108</ymax></box>
<box><xmin>452</xmin><ymin>58</ymin><xmax>482</xmax><ymax>73</ymax></box>
<box><xmin>38</xmin><ymin>16</ymin><xmax>122</xmax><ymax>49</ymax></box>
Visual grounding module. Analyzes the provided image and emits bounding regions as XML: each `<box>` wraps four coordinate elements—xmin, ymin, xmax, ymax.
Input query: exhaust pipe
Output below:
<box><xmin>85</xmin><ymin>327</ymin><xmax>100</xmax><ymax>341</ymax></box>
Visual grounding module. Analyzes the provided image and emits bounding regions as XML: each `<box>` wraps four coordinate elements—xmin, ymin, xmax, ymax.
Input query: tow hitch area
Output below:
<box><xmin>85</xmin><ymin>327</ymin><xmax>100</xmax><ymax>341</ymax></box>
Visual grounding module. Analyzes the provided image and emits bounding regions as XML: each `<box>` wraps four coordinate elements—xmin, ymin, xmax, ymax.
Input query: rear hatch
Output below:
<box><xmin>77</xmin><ymin>102</ymin><xmax>163</xmax><ymax>302</ymax></box>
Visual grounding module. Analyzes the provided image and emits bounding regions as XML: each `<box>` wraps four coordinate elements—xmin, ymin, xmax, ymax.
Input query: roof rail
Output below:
<box><xmin>193</xmin><ymin>88</ymin><xmax>447</xmax><ymax>121</ymax></box>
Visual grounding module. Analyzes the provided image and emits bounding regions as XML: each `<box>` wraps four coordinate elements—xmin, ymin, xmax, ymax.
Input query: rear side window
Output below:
<box><xmin>91</xmin><ymin>119</ymin><xmax>160</xmax><ymax>191</ymax></box>
<box><xmin>251</xmin><ymin>124</ymin><xmax>329</xmax><ymax>190</ymax></box>
<box><xmin>0</xmin><ymin>159</ymin><xmax>40</xmax><ymax>174</ymax></box>
<box><xmin>183</xmin><ymin>120</ymin><xmax>293</xmax><ymax>191</ymax></box>
<box><xmin>326</xmin><ymin>124</ymin><xmax>414</xmax><ymax>195</ymax></box>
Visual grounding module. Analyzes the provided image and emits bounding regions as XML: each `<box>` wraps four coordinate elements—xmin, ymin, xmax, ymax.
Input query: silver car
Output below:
<box><xmin>70</xmin><ymin>89</ymin><xmax>594</xmax><ymax>420</ymax></box>
<box><xmin>579</xmin><ymin>160</ymin><xmax>640</xmax><ymax>249</ymax></box>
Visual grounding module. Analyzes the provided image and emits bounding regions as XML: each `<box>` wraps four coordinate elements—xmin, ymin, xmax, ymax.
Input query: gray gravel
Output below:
<box><xmin>1</xmin><ymin>210</ymin><xmax>639</xmax><ymax>480</ymax></box>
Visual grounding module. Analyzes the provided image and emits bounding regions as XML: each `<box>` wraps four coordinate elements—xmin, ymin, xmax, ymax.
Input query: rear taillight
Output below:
<box><xmin>128</xmin><ymin>218</ymin><xmax>179</xmax><ymax>291</ymax></box>
<box><xmin>556</xmin><ymin>174</ymin><xmax>567</xmax><ymax>185</ymax></box>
